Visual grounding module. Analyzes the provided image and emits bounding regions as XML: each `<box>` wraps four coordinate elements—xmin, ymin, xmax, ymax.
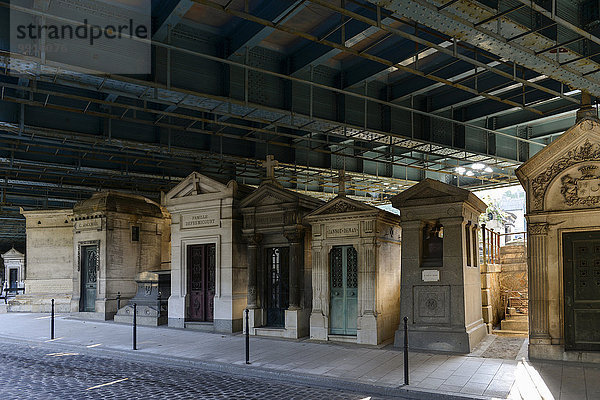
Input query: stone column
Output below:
<box><xmin>245</xmin><ymin>234</ymin><xmax>262</xmax><ymax>309</ymax></box>
<box><xmin>528</xmin><ymin>223</ymin><xmax>550</xmax><ymax>341</ymax></box>
<box><xmin>362</xmin><ymin>241</ymin><xmax>377</xmax><ymax>315</ymax></box>
<box><xmin>285</xmin><ymin>229</ymin><xmax>304</xmax><ymax>310</ymax></box>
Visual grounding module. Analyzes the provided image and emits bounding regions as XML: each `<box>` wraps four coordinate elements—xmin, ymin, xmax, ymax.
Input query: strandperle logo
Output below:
<box><xmin>10</xmin><ymin>0</ymin><xmax>151</xmax><ymax>75</ymax></box>
<box><xmin>15</xmin><ymin>18</ymin><xmax>149</xmax><ymax>46</ymax></box>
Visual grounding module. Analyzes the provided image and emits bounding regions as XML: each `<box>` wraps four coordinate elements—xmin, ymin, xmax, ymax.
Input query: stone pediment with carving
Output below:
<box><xmin>306</xmin><ymin>196</ymin><xmax>374</xmax><ymax>219</ymax></box>
<box><xmin>516</xmin><ymin>118</ymin><xmax>600</xmax><ymax>212</ymax></box>
<box><xmin>240</xmin><ymin>182</ymin><xmax>323</xmax><ymax>211</ymax></box>
<box><xmin>391</xmin><ymin>178</ymin><xmax>486</xmax><ymax>212</ymax></box>
<box><xmin>165</xmin><ymin>172</ymin><xmax>230</xmax><ymax>203</ymax></box>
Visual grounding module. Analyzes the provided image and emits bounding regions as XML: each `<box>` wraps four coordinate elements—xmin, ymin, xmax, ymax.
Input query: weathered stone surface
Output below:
<box><xmin>304</xmin><ymin>195</ymin><xmax>401</xmax><ymax>345</ymax></box>
<box><xmin>70</xmin><ymin>191</ymin><xmax>170</xmax><ymax>320</ymax></box>
<box><xmin>165</xmin><ymin>172</ymin><xmax>251</xmax><ymax>333</ymax></box>
<box><xmin>240</xmin><ymin>177</ymin><xmax>323</xmax><ymax>339</ymax></box>
<box><xmin>391</xmin><ymin>179</ymin><xmax>488</xmax><ymax>353</ymax></box>
<box><xmin>17</xmin><ymin>209</ymin><xmax>74</xmax><ymax>311</ymax></box>
<box><xmin>517</xmin><ymin>115</ymin><xmax>600</xmax><ymax>362</ymax></box>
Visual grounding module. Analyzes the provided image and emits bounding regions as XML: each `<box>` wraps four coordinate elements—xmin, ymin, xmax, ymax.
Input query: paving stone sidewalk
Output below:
<box><xmin>0</xmin><ymin>313</ymin><xmax>597</xmax><ymax>399</ymax></box>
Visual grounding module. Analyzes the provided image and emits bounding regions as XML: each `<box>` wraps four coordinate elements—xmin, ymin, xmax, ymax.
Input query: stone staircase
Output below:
<box><xmin>495</xmin><ymin>311</ymin><xmax>528</xmax><ymax>336</ymax></box>
<box><xmin>494</xmin><ymin>242</ymin><xmax>529</xmax><ymax>336</ymax></box>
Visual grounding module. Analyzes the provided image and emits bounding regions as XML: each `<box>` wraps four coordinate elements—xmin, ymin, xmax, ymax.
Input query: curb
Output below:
<box><xmin>0</xmin><ymin>333</ymin><xmax>490</xmax><ymax>400</ymax></box>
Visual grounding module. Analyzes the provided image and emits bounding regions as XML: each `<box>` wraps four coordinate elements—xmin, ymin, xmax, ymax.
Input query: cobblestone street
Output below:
<box><xmin>0</xmin><ymin>341</ymin><xmax>383</xmax><ymax>400</ymax></box>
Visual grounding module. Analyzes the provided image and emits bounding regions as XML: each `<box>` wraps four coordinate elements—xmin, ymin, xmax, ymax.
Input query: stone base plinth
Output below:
<box><xmin>245</xmin><ymin>308</ymin><xmax>309</xmax><ymax>339</ymax></box>
<box><xmin>7</xmin><ymin>295</ymin><xmax>71</xmax><ymax>313</ymax></box>
<box><xmin>310</xmin><ymin>311</ymin><xmax>328</xmax><ymax>341</ymax></box>
<box><xmin>529</xmin><ymin>342</ymin><xmax>600</xmax><ymax>363</ymax></box>
<box><xmin>395</xmin><ymin>321</ymin><xmax>487</xmax><ymax>354</ymax></box>
<box><xmin>114</xmin><ymin>304</ymin><xmax>166</xmax><ymax>326</ymax></box>
<box><xmin>357</xmin><ymin>313</ymin><xmax>378</xmax><ymax>345</ymax></box>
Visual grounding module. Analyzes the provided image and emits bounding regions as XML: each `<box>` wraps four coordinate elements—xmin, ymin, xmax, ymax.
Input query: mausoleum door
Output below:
<box><xmin>187</xmin><ymin>244</ymin><xmax>216</xmax><ymax>322</ymax></box>
<box><xmin>9</xmin><ymin>269</ymin><xmax>17</xmax><ymax>289</ymax></box>
<box><xmin>329</xmin><ymin>245</ymin><xmax>358</xmax><ymax>336</ymax></box>
<box><xmin>80</xmin><ymin>245</ymin><xmax>98</xmax><ymax>312</ymax></box>
<box><xmin>266</xmin><ymin>247</ymin><xmax>289</xmax><ymax>327</ymax></box>
<box><xmin>564</xmin><ymin>231</ymin><xmax>600</xmax><ymax>351</ymax></box>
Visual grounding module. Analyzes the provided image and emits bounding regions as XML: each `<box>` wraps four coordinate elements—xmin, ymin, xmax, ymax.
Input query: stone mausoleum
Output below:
<box><xmin>16</xmin><ymin>209</ymin><xmax>74</xmax><ymax>312</ymax></box>
<box><xmin>241</xmin><ymin>156</ymin><xmax>323</xmax><ymax>339</ymax></box>
<box><xmin>304</xmin><ymin>177</ymin><xmax>402</xmax><ymax>345</ymax></box>
<box><xmin>392</xmin><ymin>179</ymin><xmax>488</xmax><ymax>353</ymax></box>
<box><xmin>71</xmin><ymin>191</ymin><xmax>171</xmax><ymax>320</ymax></box>
<box><xmin>165</xmin><ymin>172</ymin><xmax>251</xmax><ymax>332</ymax></box>
<box><xmin>517</xmin><ymin>106</ymin><xmax>600</xmax><ymax>362</ymax></box>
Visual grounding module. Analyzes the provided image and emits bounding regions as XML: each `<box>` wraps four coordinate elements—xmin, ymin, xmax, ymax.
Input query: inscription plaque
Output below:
<box><xmin>422</xmin><ymin>269</ymin><xmax>440</xmax><ymax>282</ymax></box>
<box><xmin>326</xmin><ymin>223</ymin><xmax>359</xmax><ymax>238</ymax></box>
<box><xmin>182</xmin><ymin>211</ymin><xmax>219</xmax><ymax>229</ymax></box>
<box><xmin>74</xmin><ymin>218</ymin><xmax>102</xmax><ymax>231</ymax></box>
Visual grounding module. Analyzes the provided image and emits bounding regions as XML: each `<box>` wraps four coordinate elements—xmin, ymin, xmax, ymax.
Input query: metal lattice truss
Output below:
<box><xmin>0</xmin><ymin>0</ymin><xmax>597</xmax><ymax>238</ymax></box>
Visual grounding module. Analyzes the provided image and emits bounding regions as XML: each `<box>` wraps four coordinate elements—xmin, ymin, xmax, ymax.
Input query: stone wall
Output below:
<box><xmin>18</xmin><ymin>209</ymin><xmax>74</xmax><ymax>312</ymax></box>
<box><xmin>499</xmin><ymin>242</ymin><xmax>528</xmax><ymax>293</ymax></box>
<box><xmin>481</xmin><ymin>263</ymin><xmax>503</xmax><ymax>330</ymax></box>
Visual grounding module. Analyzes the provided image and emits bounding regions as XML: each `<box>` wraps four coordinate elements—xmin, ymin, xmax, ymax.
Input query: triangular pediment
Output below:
<box><xmin>165</xmin><ymin>172</ymin><xmax>230</xmax><ymax>203</ymax></box>
<box><xmin>516</xmin><ymin>117</ymin><xmax>600</xmax><ymax>212</ymax></box>
<box><xmin>391</xmin><ymin>178</ymin><xmax>486</xmax><ymax>212</ymax></box>
<box><xmin>306</xmin><ymin>195</ymin><xmax>374</xmax><ymax>218</ymax></box>
<box><xmin>2</xmin><ymin>247</ymin><xmax>24</xmax><ymax>259</ymax></box>
<box><xmin>240</xmin><ymin>181</ymin><xmax>323</xmax><ymax>210</ymax></box>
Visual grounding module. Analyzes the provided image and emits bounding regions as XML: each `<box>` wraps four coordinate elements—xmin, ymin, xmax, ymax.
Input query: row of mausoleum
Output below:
<box><xmin>11</xmin><ymin>161</ymin><xmax>488</xmax><ymax>352</ymax></box>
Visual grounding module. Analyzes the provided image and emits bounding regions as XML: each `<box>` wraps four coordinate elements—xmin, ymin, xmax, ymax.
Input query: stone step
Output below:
<box><xmin>506</xmin><ymin>314</ymin><xmax>528</xmax><ymax>321</ymax></box>
<box><xmin>493</xmin><ymin>329</ymin><xmax>528</xmax><ymax>337</ymax></box>
<box><xmin>501</xmin><ymin>318</ymin><xmax>529</xmax><ymax>331</ymax></box>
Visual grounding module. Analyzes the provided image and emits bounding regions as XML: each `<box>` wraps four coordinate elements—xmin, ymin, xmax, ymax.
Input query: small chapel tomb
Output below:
<box><xmin>71</xmin><ymin>191</ymin><xmax>170</xmax><ymax>320</ymax></box>
<box><xmin>517</xmin><ymin>104</ymin><xmax>600</xmax><ymax>362</ymax></box>
<box><xmin>304</xmin><ymin>172</ymin><xmax>402</xmax><ymax>345</ymax></box>
<box><xmin>391</xmin><ymin>179</ymin><xmax>487</xmax><ymax>353</ymax></box>
<box><xmin>2</xmin><ymin>247</ymin><xmax>25</xmax><ymax>293</ymax></box>
<box><xmin>165</xmin><ymin>172</ymin><xmax>251</xmax><ymax>332</ymax></box>
<box><xmin>241</xmin><ymin>156</ymin><xmax>323</xmax><ymax>339</ymax></box>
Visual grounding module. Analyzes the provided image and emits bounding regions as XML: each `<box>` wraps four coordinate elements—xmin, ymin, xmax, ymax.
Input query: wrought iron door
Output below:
<box><xmin>9</xmin><ymin>269</ymin><xmax>17</xmax><ymax>289</ymax></box>
<box><xmin>330</xmin><ymin>245</ymin><xmax>358</xmax><ymax>335</ymax></box>
<box><xmin>80</xmin><ymin>246</ymin><xmax>97</xmax><ymax>312</ymax></box>
<box><xmin>266</xmin><ymin>247</ymin><xmax>289</xmax><ymax>327</ymax></box>
<box><xmin>564</xmin><ymin>231</ymin><xmax>600</xmax><ymax>351</ymax></box>
<box><xmin>188</xmin><ymin>244</ymin><xmax>216</xmax><ymax>322</ymax></box>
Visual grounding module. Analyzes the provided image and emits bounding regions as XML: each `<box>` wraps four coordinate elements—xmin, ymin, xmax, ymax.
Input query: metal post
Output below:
<box><xmin>133</xmin><ymin>303</ymin><xmax>137</xmax><ymax>350</ymax></box>
<box><xmin>245</xmin><ymin>309</ymin><xmax>250</xmax><ymax>365</ymax></box>
<box><xmin>403</xmin><ymin>316</ymin><xmax>409</xmax><ymax>385</ymax></box>
<box><xmin>481</xmin><ymin>224</ymin><xmax>487</xmax><ymax>266</ymax></box>
<box><xmin>51</xmin><ymin>299</ymin><xmax>55</xmax><ymax>340</ymax></box>
<box><xmin>116</xmin><ymin>292</ymin><xmax>121</xmax><ymax>310</ymax></box>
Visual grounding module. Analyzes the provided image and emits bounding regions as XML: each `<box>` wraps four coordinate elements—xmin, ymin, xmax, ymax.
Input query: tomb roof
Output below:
<box><xmin>73</xmin><ymin>191</ymin><xmax>163</xmax><ymax>217</ymax></box>
<box><xmin>391</xmin><ymin>178</ymin><xmax>486</xmax><ymax>212</ymax></box>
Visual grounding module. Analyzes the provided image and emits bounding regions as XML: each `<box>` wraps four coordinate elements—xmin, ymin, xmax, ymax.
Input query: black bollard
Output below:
<box><xmin>116</xmin><ymin>292</ymin><xmax>121</xmax><ymax>310</ymax></box>
<box><xmin>403</xmin><ymin>316</ymin><xmax>409</xmax><ymax>385</ymax></box>
<box><xmin>133</xmin><ymin>303</ymin><xmax>137</xmax><ymax>350</ymax></box>
<box><xmin>245</xmin><ymin>309</ymin><xmax>250</xmax><ymax>365</ymax></box>
<box><xmin>51</xmin><ymin>299</ymin><xmax>55</xmax><ymax>340</ymax></box>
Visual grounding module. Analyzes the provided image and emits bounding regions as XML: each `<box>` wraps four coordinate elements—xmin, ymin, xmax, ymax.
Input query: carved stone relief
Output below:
<box><xmin>560</xmin><ymin>166</ymin><xmax>600</xmax><ymax>207</ymax></box>
<box><xmin>532</xmin><ymin>141</ymin><xmax>600</xmax><ymax>210</ymax></box>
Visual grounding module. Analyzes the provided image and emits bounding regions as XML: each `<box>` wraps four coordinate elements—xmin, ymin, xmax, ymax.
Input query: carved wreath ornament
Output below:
<box><xmin>531</xmin><ymin>140</ymin><xmax>600</xmax><ymax>210</ymax></box>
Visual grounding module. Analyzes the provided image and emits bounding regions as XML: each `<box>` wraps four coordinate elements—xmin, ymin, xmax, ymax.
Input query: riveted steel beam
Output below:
<box><xmin>370</xmin><ymin>0</ymin><xmax>600</xmax><ymax>96</ymax></box>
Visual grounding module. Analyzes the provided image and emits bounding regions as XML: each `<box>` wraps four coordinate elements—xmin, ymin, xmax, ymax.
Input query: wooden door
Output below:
<box><xmin>266</xmin><ymin>247</ymin><xmax>289</xmax><ymax>327</ymax></box>
<box><xmin>563</xmin><ymin>231</ymin><xmax>600</xmax><ymax>351</ymax></box>
<box><xmin>80</xmin><ymin>245</ymin><xmax>97</xmax><ymax>312</ymax></box>
<box><xmin>330</xmin><ymin>245</ymin><xmax>358</xmax><ymax>336</ymax></box>
<box><xmin>187</xmin><ymin>244</ymin><xmax>215</xmax><ymax>322</ymax></box>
